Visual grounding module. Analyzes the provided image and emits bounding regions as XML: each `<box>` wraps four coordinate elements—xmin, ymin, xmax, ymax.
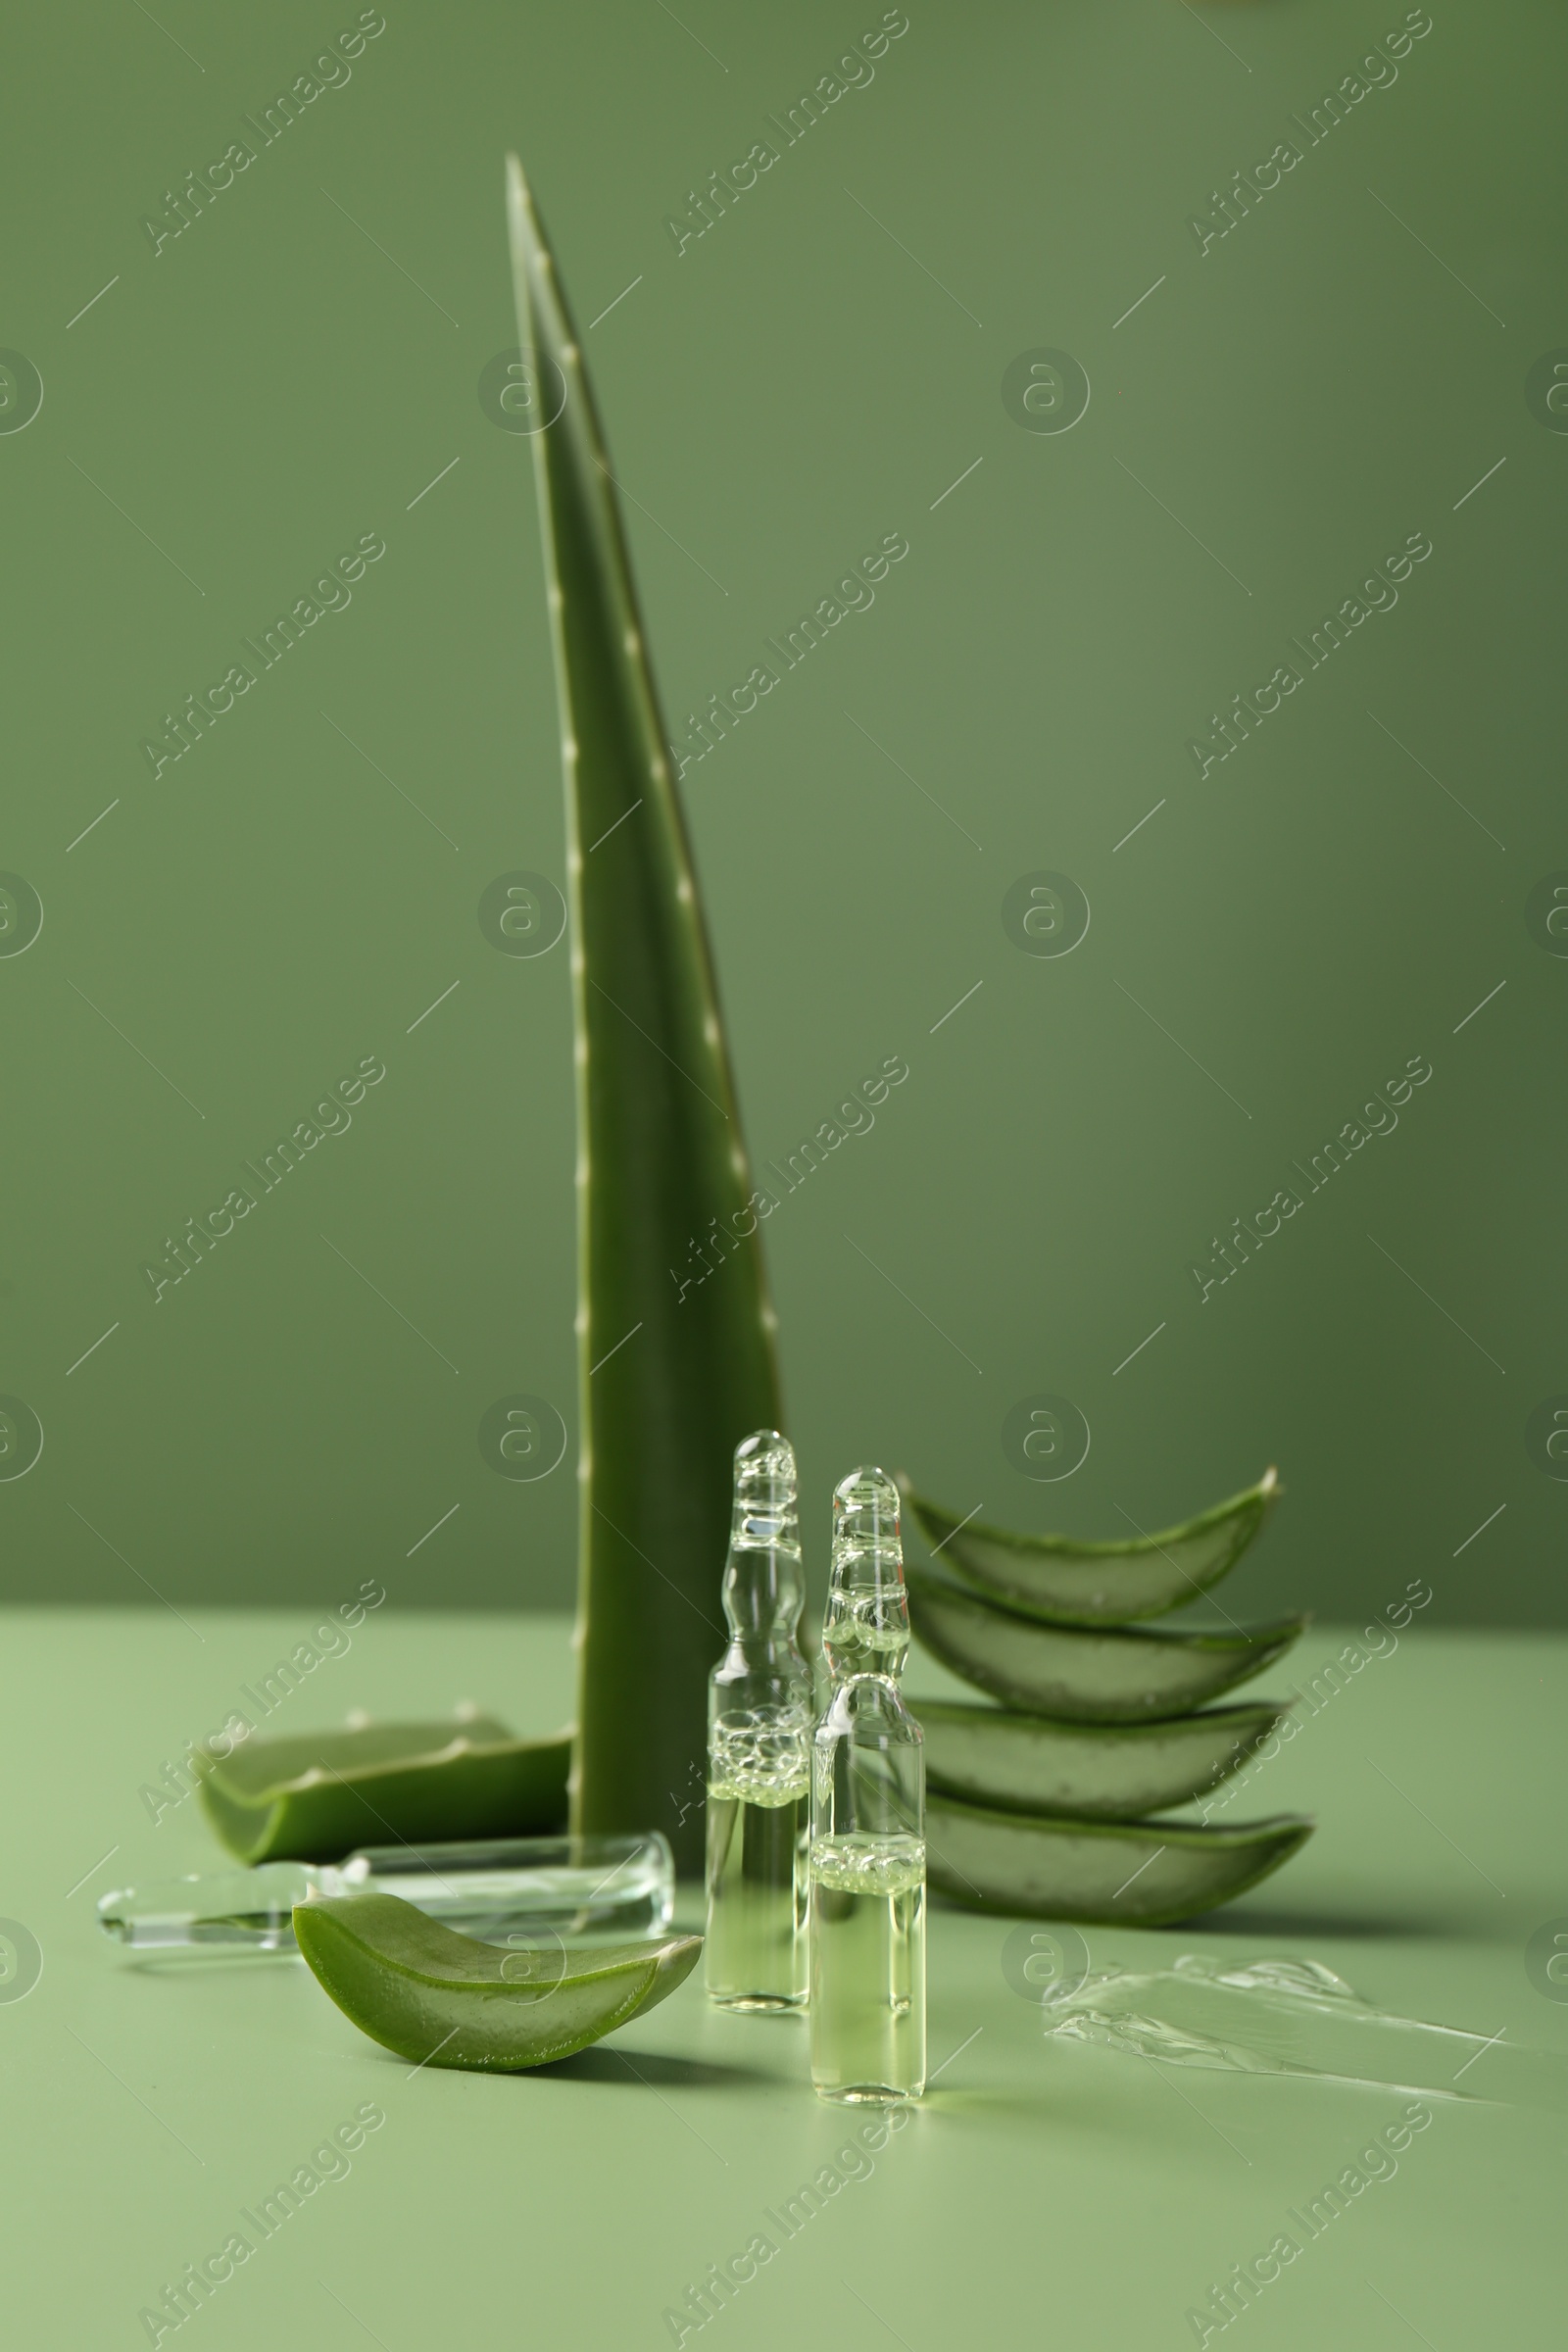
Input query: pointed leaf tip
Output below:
<box><xmin>505</xmin><ymin>155</ymin><xmax>539</xmax><ymax>268</ymax></box>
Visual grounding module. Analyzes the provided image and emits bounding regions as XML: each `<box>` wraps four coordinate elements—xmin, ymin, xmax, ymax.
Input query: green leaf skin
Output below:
<box><xmin>927</xmin><ymin>1793</ymin><xmax>1314</xmax><ymax>1927</ymax></box>
<box><xmin>294</xmin><ymin>1893</ymin><xmax>702</xmax><ymax>2071</ymax></box>
<box><xmin>505</xmin><ymin>160</ymin><xmax>782</xmax><ymax>1876</ymax></box>
<box><xmin>905</xmin><ymin>1469</ymin><xmax>1278</xmax><ymax>1627</ymax></box>
<box><xmin>197</xmin><ymin>1718</ymin><xmax>570</xmax><ymax>1865</ymax></box>
<box><xmin>907</xmin><ymin>1564</ymin><xmax>1306</xmax><ymax>1722</ymax></box>
<box><xmin>920</xmin><ymin>1699</ymin><xmax>1290</xmax><ymax>1820</ymax></box>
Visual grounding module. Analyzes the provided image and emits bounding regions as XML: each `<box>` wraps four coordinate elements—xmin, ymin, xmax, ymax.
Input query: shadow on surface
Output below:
<box><xmin>927</xmin><ymin>1887</ymin><xmax>1471</xmax><ymax>1942</ymax></box>
<box><xmin>534</xmin><ymin>2045</ymin><xmax>782</xmax><ymax>2090</ymax></box>
<box><xmin>1187</xmin><ymin>1903</ymin><xmax>1495</xmax><ymax>1941</ymax></box>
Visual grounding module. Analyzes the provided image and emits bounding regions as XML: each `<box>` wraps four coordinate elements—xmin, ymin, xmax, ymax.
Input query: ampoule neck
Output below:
<box><xmin>821</xmin><ymin>1465</ymin><xmax>909</xmax><ymax>1682</ymax></box>
<box><xmin>720</xmin><ymin>1429</ymin><xmax>805</xmax><ymax>1642</ymax></box>
<box><xmin>817</xmin><ymin>1668</ymin><xmax>919</xmax><ymax>1737</ymax></box>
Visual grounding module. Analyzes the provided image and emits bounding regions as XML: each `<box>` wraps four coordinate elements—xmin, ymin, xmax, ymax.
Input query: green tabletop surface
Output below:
<box><xmin>4</xmin><ymin>1606</ymin><xmax>1561</xmax><ymax>2349</ymax></box>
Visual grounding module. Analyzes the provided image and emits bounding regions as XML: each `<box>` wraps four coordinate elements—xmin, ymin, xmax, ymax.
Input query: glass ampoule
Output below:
<box><xmin>704</xmin><ymin>1431</ymin><xmax>812</xmax><ymax>2008</ymax></box>
<box><xmin>809</xmin><ymin>1466</ymin><xmax>926</xmax><ymax>2102</ymax></box>
<box><xmin>97</xmin><ymin>1834</ymin><xmax>672</xmax><ymax>1951</ymax></box>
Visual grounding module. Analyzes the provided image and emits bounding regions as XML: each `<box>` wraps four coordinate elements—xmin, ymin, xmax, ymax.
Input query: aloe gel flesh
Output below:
<box><xmin>809</xmin><ymin>1468</ymin><xmax>926</xmax><ymax>2102</ymax></box>
<box><xmin>705</xmin><ymin>1433</ymin><xmax>812</xmax><ymax>2009</ymax></box>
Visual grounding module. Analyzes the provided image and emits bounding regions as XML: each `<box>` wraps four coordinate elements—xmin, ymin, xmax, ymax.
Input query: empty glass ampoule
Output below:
<box><xmin>705</xmin><ymin>1430</ymin><xmax>813</xmax><ymax>2008</ymax></box>
<box><xmin>809</xmin><ymin>1466</ymin><xmax>926</xmax><ymax>2103</ymax></box>
<box><xmin>97</xmin><ymin>1834</ymin><xmax>674</xmax><ymax>1951</ymax></box>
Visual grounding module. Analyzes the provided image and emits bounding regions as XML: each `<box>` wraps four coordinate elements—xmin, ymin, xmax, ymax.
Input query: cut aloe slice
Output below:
<box><xmin>294</xmin><ymin>1892</ymin><xmax>702</xmax><ymax>2070</ymax></box>
<box><xmin>920</xmin><ymin>1699</ymin><xmax>1288</xmax><ymax>1820</ymax></box>
<box><xmin>906</xmin><ymin>1470</ymin><xmax>1278</xmax><ymax>1626</ymax></box>
<box><xmin>927</xmin><ymin>1791</ymin><xmax>1313</xmax><ymax>1926</ymax></box>
<box><xmin>198</xmin><ymin>1717</ymin><xmax>571</xmax><ymax>1865</ymax></box>
<box><xmin>907</xmin><ymin>1566</ymin><xmax>1304</xmax><ymax>1722</ymax></box>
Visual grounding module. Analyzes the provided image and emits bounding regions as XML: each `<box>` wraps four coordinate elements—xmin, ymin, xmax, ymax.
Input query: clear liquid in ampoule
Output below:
<box><xmin>705</xmin><ymin>1431</ymin><xmax>812</xmax><ymax>2009</ymax></box>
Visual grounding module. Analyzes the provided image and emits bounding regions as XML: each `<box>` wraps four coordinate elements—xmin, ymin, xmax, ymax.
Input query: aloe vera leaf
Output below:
<box><xmin>927</xmin><ymin>1792</ymin><xmax>1313</xmax><ymax>1927</ymax></box>
<box><xmin>905</xmin><ymin>1469</ymin><xmax>1278</xmax><ymax>1626</ymax></box>
<box><xmin>907</xmin><ymin>1564</ymin><xmax>1306</xmax><ymax>1722</ymax></box>
<box><xmin>197</xmin><ymin>1718</ymin><xmax>570</xmax><ymax>1865</ymax></box>
<box><xmin>505</xmin><ymin>160</ymin><xmax>782</xmax><ymax>1876</ymax></box>
<box><xmin>919</xmin><ymin>1699</ymin><xmax>1289</xmax><ymax>1820</ymax></box>
<box><xmin>294</xmin><ymin>1892</ymin><xmax>701</xmax><ymax>2070</ymax></box>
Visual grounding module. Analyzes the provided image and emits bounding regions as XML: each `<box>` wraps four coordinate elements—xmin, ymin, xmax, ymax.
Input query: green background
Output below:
<box><xmin>3</xmin><ymin>0</ymin><xmax>1562</xmax><ymax>1627</ymax></box>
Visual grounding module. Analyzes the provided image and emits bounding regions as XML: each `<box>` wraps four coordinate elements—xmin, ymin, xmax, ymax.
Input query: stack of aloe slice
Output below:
<box><xmin>903</xmin><ymin>1471</ymin><xmax>1314</xmax><ymax>1926</ymax></box>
